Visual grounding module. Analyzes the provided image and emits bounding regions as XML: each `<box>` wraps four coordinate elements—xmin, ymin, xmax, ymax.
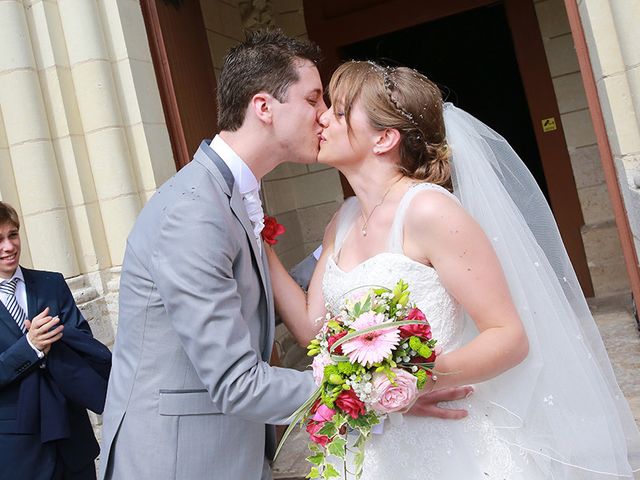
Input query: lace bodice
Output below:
<box><xmin>322</xmin><ymin>184</ymin><xmax>464</xmax><ymax>351</ymax></box>
<box><xmin>324</xmin><ymin>253</ymin><xmax>463</xmax><ymax>351</ymax></box>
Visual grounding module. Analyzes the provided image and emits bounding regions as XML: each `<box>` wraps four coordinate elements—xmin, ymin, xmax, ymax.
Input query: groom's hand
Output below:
<box><xmin>407</xmin><ymin>386</ymin><xmax>473</xmax><ymax>419</ymax></box>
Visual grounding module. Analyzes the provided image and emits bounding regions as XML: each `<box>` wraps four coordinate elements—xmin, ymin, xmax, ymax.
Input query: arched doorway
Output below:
<box><xmin>304</xmin><ymin>0</ymin><xmax>594</xmax><ymax>296</ymax></box>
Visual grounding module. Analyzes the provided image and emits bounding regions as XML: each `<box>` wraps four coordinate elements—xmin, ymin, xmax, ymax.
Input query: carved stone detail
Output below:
<box><xmin>239</xmin><ymin>0</ymin><xmax>276</xmax><ymax>30</ymax></box>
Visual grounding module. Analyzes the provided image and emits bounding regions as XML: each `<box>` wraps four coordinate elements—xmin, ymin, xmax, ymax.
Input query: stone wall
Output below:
<box><xmin>534</xmin><ymin>0</ymin><xmax>630</xmax><ymax>296</ymax></box>
<box><xmin>577</xmin><ymin>0</ymin><xmax>640</xmax><ymax>280</ymax></box>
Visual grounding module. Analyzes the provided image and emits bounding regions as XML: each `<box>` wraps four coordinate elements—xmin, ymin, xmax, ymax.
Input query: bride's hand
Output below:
<box><xmin>405</xmin><ymin>386</ymin><xmax>473</xmax><ymax>419</ymax></box>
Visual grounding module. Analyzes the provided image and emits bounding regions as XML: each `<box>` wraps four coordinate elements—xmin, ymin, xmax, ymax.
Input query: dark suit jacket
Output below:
<box><xmin>0</xmin><ymin>267</ymin><xmax>107</xmax><ymax>480</ymax></box>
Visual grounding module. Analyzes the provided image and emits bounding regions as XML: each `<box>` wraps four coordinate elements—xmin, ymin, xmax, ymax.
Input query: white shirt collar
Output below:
<box><xmin>209</xmin><ymin>135</ymin><xmax>259</xmax><ymax>195</ymax></box>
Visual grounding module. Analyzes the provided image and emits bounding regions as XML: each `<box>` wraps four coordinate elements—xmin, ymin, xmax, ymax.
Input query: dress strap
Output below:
<box><xmin>332</xmin><ymin>196</ymin><xmax>361</xmax><ymax>259</ymax></box>
<box><xmin>387</xmin><ymin>183</ymin><xmax>460</xmax><ymax>254</ymax></box>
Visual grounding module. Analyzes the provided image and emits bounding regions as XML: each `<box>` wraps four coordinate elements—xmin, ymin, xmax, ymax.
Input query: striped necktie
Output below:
<box><xmin>0</xmin><ymin>278</ymin><xmax>27</xmax><ymax>334</ymax></box>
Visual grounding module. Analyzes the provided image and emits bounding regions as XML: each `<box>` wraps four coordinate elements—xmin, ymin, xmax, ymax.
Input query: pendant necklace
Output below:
<box><xmin>361</xmin><ymin>176</ymin><xmax>403</xmax><ymax>236</ymax></box>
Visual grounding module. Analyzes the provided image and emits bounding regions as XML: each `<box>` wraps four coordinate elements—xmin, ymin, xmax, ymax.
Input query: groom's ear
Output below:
<box><xmin>373</xmin><ymin>128</ymin><xmax>401</xmax><ymax>155</ymax></box>
<box><xmin>250</xmin><ymin>93</ymin><xmax>273</xmax><ymax>125</ymax></box>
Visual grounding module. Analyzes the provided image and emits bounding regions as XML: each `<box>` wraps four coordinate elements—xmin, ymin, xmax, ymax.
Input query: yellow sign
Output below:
<box><xmin>542</xmin><ymin>117</ymin><xmax>557</xmax><ymax>132</ymax></box>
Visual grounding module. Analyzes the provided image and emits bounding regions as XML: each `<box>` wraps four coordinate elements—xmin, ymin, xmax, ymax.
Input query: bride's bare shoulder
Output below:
<box><xmin>408</xmin><ymin>187</ymin><xmax>463</xmax><ymax>218</ymax></box>
<box><xmin>405</xmin><ymin>187</ymin><xmax>476</xmax><ymax>237</ymax></box>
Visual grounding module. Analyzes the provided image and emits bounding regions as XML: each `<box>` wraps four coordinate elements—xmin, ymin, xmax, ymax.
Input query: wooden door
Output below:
<box><xmin>140</xmin><ymin>0</ymin><xmax>218</xmax><ymax>169</ymax></box>
<box><xmin>304</xmin><ymin>0</ymin><xmax>594</xmax><ymax>296</ymax></box>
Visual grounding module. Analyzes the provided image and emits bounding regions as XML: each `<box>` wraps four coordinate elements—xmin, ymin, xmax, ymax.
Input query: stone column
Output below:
<box><xmin>57</xmin><ymin>0</ymin><xmax>141</xmax><ymax>265</ymax></box>
<box><xmin>0</xmin><ymin>0</ymin><xmax>79</xmax><ymax>276</ymax></box>
<box><xmin>0</xmin><ymin>0</ymin><xmax>175</xmax><ymax>342</ymax></box>
<box><xmin>579</xmin><ymin>0</ymin><xmax>640</xmax><ymax>258</ymax></box>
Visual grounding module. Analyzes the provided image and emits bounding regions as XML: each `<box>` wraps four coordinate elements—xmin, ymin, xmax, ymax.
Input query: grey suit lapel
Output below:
<box><xmin>194</xmin><ymin>142</ymin><xmax>274</xmax><ymax>358</ymax></box>
<box><xmin>194</xmin><ymin>141</ymin><xmax>265</xmax><ymax>275</ymax></box>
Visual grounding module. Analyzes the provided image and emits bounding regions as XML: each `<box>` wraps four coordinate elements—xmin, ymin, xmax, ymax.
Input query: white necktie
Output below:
<box><xmin>242</xmin><ymin>189</ymin><xmax>265</xmax><ymax>241</ymax></box>
<box><xmin>0</xmin><ymin>278</ymin><xmax>27</xmax><ymax>334</ymax></box>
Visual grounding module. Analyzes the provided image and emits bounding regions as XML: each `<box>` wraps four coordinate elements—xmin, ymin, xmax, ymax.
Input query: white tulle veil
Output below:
<box><xmin>444</xmin><ymin>103</ymin><xmax>640</xmax><ymax>477</ymax></box>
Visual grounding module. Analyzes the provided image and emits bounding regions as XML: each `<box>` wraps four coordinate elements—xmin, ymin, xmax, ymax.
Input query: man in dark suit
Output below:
<box><xmin>0</xmin><ymin>201</ymin><xmax>109</xmax><ymax>480</ymax></box>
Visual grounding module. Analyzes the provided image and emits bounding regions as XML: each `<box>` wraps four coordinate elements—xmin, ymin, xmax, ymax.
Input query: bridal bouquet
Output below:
<box><xmin>275</xmin><ymin>280</ymin><xmax>437</xmax><ymax>479</ymax></box>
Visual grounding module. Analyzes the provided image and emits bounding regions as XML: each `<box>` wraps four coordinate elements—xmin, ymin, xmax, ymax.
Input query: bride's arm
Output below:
<box><xmin>264</xmin><ymin>215</ymin><xmax>337</xmax><ymax>346</ymax></box>
<box><xmin>405</xmin><ymin>191</ymin><xmax>529</xmax><ymax>392</ymax></box>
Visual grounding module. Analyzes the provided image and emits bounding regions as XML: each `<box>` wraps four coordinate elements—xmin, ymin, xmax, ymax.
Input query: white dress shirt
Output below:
<box><xmin>209</xmin><ymin>135</ymin><xmax>265</xmax><ymax>243</ymax></box>
<box><xmin>0</xmin><ymin>266</ymin><xmax>44</xmax><ymax>357</ymax></box>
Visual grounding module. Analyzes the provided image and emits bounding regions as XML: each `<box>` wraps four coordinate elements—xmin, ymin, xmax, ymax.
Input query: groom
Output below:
<box><xmin>99</xmin><ymin>30</ymin><xmax>324</xmax><ymax>480</ymax></box>
<box><xmin>100</xmin><ymin>30</ymin><xmax>469</xmax><ymax>480</ymax></box>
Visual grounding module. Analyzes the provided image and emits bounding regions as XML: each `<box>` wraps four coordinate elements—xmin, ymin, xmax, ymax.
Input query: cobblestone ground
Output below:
<box><xmin>273</xmin><ymin>298</ymin><xmax>640</xmax><ymax>480</ymax></box>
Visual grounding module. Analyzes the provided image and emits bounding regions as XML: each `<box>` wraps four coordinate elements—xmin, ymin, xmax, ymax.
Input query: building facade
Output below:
<box><xmin>1</xmin><ymin>0</ymin><xmax>639</xmax><ymax>434</ymax></box>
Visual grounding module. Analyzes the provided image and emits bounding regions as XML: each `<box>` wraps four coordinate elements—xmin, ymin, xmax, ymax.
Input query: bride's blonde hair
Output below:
<box><xmin>328</xmin><ymin>61</ymin><xmax>451</xmax><ymax>191</ymax></box>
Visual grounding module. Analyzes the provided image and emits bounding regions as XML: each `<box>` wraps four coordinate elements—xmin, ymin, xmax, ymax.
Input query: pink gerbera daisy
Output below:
<box><xmin>341</xmin><ymin>312</ymin><xmax>400</xmax><ymax>366</ymax></box>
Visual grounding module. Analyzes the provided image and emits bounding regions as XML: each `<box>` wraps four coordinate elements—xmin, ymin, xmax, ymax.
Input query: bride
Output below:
<box><xmin>266</xmin><ymin>60</ymin><xmax>640</xmax><ymax>479</ymax></box>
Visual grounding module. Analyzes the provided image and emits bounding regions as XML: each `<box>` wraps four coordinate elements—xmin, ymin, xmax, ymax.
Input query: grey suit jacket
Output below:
<box><xmin>99</xmin><ymin>141</ymin><xmax>316</xmax><ymax>480</ymax></box>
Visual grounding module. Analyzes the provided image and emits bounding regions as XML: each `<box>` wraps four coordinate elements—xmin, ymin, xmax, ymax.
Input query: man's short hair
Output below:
<box><xmin>0</xmin><ymin>201</ymin><xmax>19</xmax><ymax>229</ymax></box>
<box><xmin>217</xmin><ymin>29</ymin><xmax>322</xmax><ymax>131</ymax></box>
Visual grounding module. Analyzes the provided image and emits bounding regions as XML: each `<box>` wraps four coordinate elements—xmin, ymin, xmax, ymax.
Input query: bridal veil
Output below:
<box><xmin>444</xmin><ymin>103</ymin><xmax>640</xmax><ymax>478</ymax></box>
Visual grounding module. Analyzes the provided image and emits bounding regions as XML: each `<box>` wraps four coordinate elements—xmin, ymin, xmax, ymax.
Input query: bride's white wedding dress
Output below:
<box><xmin>315</xmin><ymin>105</ymin><xmax>639</xmax><ymax>478</ymax></box>
<box><xmin>323</xmin><ymin>184</ymin><xmax>548</xmax><ymax>480</ymax></box>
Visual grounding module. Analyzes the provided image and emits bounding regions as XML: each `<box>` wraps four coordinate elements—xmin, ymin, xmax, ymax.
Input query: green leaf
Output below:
<box><xmin>324</xmin><ymin>464</ymin><xmax>341</xmax><ymax>478</ymax></box>
<box><xmin>318</xmin><ymin>422</ymin><xmax>337</xmax><ymax>437</ymax></box>
<box><xmin>415</xmin><ymin>368</ymin><xmax>428</xmax><ymax>389</ymax></box>
<box><xmin>308</xmin><ymin>443</ymin><xmax>321</xmax><ymax>453</ymax></box>
<box><xmin>398</xmin><ymin>292</ymin><xmax>409</xmax><ymax>306</ymax></box>
<box><xmin>327</xmin><ymin>437</ymin><xmax>347</xmax><ymax>458</ymax></box>
<box><xmin>418</xmin><ymin>345</ymin><xmax>432</xmax><ymax>359</ymax></box>
<box><xmin>361</xmin><ymin>295</ymin><xmax>371</xmax><ymax>312</ymax></box>
<box><xmin>408</xmin><ymin>336</ymin><xmax>422</xmax><ymax>352</ymax></box>
<box><xmin>307</xmin><ymin>467</ymin><xmax>320</xmax><ymax>478</ymax></box>
<box><xmin>306</xmin><ymin>453</ymin><xmax>324</xmax><ymax>466</ymax></box>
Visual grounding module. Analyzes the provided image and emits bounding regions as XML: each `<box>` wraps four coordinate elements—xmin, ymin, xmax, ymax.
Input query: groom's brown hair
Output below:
<box><xmin>217</xmin><ymin>29</ymin><xmax>322</xmax><ymax>131</ymax></box>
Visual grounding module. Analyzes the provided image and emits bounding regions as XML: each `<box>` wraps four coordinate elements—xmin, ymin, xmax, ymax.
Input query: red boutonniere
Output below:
<box><xmin>261</xmin><ymin>215</ymin><xmax>286</xmax><ymax>245</ymax></box>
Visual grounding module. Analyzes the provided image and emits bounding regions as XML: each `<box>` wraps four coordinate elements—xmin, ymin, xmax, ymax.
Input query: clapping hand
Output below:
<box><xmin>24</xmin><ymin>307</ymin><xmax>64</xmax><ymax>355</ymax></box>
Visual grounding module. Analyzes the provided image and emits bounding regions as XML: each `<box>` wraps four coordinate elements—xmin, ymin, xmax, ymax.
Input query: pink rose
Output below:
<box><xmin>370</xmin><ymin>368</ymin><xmax>419</xmax><ymax>413</ymax></box>
<box><xmin>399</xmin><ymin>308</ymin><xmax>432</xmax><ymax>339</ymax></box>
<box><xmin>306</xmin><ymin>421</ymin><xmax>330</xmax><ymax>446</ymax></box>
<box><xmin>311</xmin><ymin>352</ymin><xmax>333</xmax><ymax>385</ymax></box>
<box><xmin>335</xmin><ymin>389</ymin><xmax>367</xmax><ymax>419</ymax></box>
<box><xmin>312</xmin><ymin>404</ymin><xmax>336</xmax><ymax>423</ymax></box>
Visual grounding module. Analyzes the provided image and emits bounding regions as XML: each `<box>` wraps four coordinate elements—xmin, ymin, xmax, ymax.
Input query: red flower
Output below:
<box><xmin>261</xmin><ymin>215</ymin><xmax>286</xmax><ymax>245</ymax></box>
<box><xmin>335</xmin><ymin>389</ymin><xmax>366</xmax><ymax>419</ymax></box>
<box><xmin>310</xmin><ymin>398</ymin><xmax>322</xmax><ymax>414</ymax></box>
<box><xmin>410</xmin><ymin>351</ymin><xmax>437</xmax><ymax>365</ymax></box>
<box><xmin>399</xmin><ymin>308</ymin><xmax>432</xmax><ymax>339</ymax></box>
<box><xmin>327</xmin><ymin>331</ymin><xmax>348</xmax><ymax>355</ymax></box>
<box><xmin>306</xmin><ymin>420</ymin><xmax>331</xmax><ymax>446</ymax></box>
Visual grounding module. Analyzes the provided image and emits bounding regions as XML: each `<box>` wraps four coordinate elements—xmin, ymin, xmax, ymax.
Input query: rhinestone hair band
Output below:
<box><xmin>367</xmin><ymin>62</ymin><xmax>426</xmax><ymax>139</ymax></box>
